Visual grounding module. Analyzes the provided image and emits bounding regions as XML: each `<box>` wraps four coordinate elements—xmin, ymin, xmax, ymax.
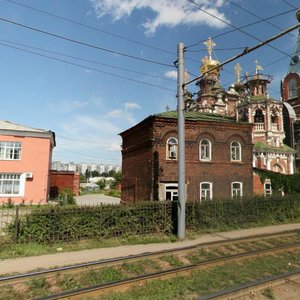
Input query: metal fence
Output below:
<box><xmin>1</xmin><ymin>195</ymin><xmax>299</xmax><ymax>244</ymax></box>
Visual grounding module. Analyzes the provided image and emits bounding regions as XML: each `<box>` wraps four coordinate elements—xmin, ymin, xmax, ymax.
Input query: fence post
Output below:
<box><xmin>14</xmin><ymin>205</ymin><xmax>20</xmax><ymax>243</ymax></box>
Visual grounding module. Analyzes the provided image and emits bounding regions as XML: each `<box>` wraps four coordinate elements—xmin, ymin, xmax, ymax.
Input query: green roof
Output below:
<box><xmin>249</xmin><ymin>95</ymin><xmax>277</xmax><ymax>101</ymax></box>
<box><xmin>155</xmin><ymin>111</ymin><xmax>240</xmax><ymax>123</ymax></box>
<box><xmin>253</xmin><ymin>141</ymin><xmax>295</xmax><ymax>153</ymax></box>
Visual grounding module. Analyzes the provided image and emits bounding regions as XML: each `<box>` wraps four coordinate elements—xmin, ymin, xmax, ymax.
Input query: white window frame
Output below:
<box><xmin>200</xmin><ymin>182</ymin><xmax>213</xmax><ymax>201</ymax></box>
<box><xmin>231</xmin><ymin>182</ymin><xmax>243</xmax><ymax>198</ymax></box>
<box><xmin>0</xmin><ymin>141</ymin><xmax>22</xmax><ymax>160</ymax></box>
<box><xmin>231</xmin><ymin>141</ymin><xmax>241</xmax><ymax>161</ymax></box>
<box><xmin>165</xmin><ymin>183</ymin><xmax>178</xmax><ymax>201</ymax></box>
<box><xmin>0</xmin><ymin>173</ymin><xmax>25</xmax><ymax>196</ymax></box>
<box><xmin>264</xmin><ymin>180</ymin><xmax>272</xmax><ymax>197</ymax></box>
<box><xmin>200</xmin><ymin>139</ymin><xmax>211</xmax><ymax>161</ymax></box>
<box><xmin>166</xmin><ymin>137</ymin><xmax>178</xmax><ymax>160</ymax></box>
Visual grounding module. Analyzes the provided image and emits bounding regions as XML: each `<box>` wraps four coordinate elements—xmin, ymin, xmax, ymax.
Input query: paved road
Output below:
<box><xmin>75</xmin><ymin>194</ymin><xmax>120</xmax><ymax>206</ymax></box>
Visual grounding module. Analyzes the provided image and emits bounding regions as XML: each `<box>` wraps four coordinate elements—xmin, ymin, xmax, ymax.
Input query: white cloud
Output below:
<box><xmin>107</xmin><ymin>102</ymin><xmax>142</xmax><ymax>124</ymax></box>
<box><xmin>124</xmin><ymin>102</ymin><xmax>141</xmax><ymax>111</ymax></box>
<box><xmin>90</xmin><ymin>0</ymin><xmax>229</xmax><ymax>34</ymax></box>
<box><xmin>110</xmin><ymin>141</ymin><xmax>121</xmax><ymax>151</ymax></box>
<box><xmin>164</xmin><ymin>70</ymin><xmax>177</xmax><ymax>80</ymax></box>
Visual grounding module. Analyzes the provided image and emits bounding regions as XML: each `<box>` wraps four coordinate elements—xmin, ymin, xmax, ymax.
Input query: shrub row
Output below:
<box><xmin>7</xmin><ymin>194</ymin><xmax>300</xmax><ymax>244</ymax></box>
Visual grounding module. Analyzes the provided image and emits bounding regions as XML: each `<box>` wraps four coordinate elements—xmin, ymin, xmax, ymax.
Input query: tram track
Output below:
<box><xmin>199</xmin><ymin>269</ymin><xmax>300</xmax><ymax>299</ymax></box>
<box><xmin>1</xmin><ymin>230</ymin><xmax>300</xmax><ymax>299</ymax></box>
<box><xmin>0</xmin><ymin>230</ymin><xmax>298</xmax><ymax>288</ymax></box>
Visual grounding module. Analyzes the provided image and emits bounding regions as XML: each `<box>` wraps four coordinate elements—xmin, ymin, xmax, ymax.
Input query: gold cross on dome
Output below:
<box><xmin>203</xmin><ymin>37</ymin><xmax>216</xmax><ymax>60</ymax></box>
<box><xmin>234</xmin><ymin>63</ymin><xmax>242</xmax><ymax>83</ymax></box>
<box><xmin>254</xmin><ymin>59</ymin><xmax>263</xmax><ymax>74</ymax></box>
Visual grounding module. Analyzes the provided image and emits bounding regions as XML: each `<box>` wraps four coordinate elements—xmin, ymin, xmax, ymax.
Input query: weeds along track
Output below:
<box><xmin>199</xmin><ymin>269</ymin><xmax>300</xmax><ymax>300</ymax></box>
<box><xmin>1</xmin><ymin>230</ymin><xmax>300</xmax><ymax>299</ymax></box>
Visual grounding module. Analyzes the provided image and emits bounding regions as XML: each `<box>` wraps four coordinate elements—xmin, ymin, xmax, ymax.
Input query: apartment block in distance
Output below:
<box><xmin>0</xmin><ymin>120</ymin><xmax>55</xmax><ymax>204</ymax></box>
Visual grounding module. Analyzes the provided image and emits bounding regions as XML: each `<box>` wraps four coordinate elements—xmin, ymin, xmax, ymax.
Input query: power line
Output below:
<box><xmin>0</xmin><ymin>38</ymin><xmax>175</xmax><ymax>83</ymax></box>
<box><xmin>0</xmin><ymin>16</ymin><xmax>174</xmax><ymax>68</ymax></box>
<box><xmin>1</xmin><ymin>0</ymin><xmax>176</xmax><ymax>57</ymax></box>
<box><xmin>185</xmin><ymin>1</ymin><xmax>295</xmax><ymax>55</ymax></box>
<box><xmin>188</xmin><ymin>46</ymin><xmax>247</xmax><ymax>52</ymax></box>
<box><xmin>224</xmin><ymin>0</ymin><xmax>297</xmax><ymax>38</ymax></box>
<box><xmin>280</xmin><ymin>0</ymin><xmax>298</xmax><ymax>9</ymax></box>
<box><xmin>0</xmin><ymin>41</ymin><xmax>176</xmax><ymax>92</ymax></box>
<box><xmin>184</xmin><ymin>22</ymin><xmax>300</xmax><ymax>86</ymax></box>
<box><xmin>53</xmin><ymin>149</ymin><xmax>120</xmax><ymax>162</ymax></box>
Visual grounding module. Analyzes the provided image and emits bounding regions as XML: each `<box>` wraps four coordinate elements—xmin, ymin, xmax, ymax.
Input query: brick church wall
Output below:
<box><xmin>120</xmin><ymin>115</ymin><xmax>253</xmax><ymax>203</ymax></box>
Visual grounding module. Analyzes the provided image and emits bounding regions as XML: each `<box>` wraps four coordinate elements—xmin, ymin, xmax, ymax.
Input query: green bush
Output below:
<box><xmin>7</xmin><ymin>195</ymin><xmax>300</xmax><ymax>244</ymax></box>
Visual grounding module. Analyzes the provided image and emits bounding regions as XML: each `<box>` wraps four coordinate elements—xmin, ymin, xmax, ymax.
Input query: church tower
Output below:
<box><xmin>185</xmin><ymin>37</ymin><xmax>241</xmax><ymax>117</ymax></box>
<box><xmin>238</xmin><ymin>61</ymin><xmax>295</xmax><ymax>174</ymax></box>
<box><xmin>281</xmin><ymin>8</ymin><xmax>300</xmax><ymax>170</ymax></box>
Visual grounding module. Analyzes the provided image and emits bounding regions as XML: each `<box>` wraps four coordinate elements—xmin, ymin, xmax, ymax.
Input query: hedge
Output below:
<box><xmin>6</xmin><ymin>194</ymin><xmax>300</xmax><ymax>244</ymax></box>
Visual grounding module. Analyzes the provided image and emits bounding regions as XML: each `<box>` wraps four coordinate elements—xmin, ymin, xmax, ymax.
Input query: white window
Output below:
<box><xmin>288</xmin><ymin>78</ymin><xmax>297</xmax><ymax>99</ymax></box>
<box><xmin>264</xmin><ymin>181</ymin><xmax>272</xmax><ymax>197</ymax></box>
<box><xmin>166</xmin><ymin>137</ymin><xmax>178</xmax><ymax>160</ymax></box>
<box><xmin>200</xmin><ymin>182</ymin><xmax>212</xmax><ymax>201</ymax></box>
<box><xmin>231</xmin><ymin>141</ymin><xmax>241</xmax><ymax>161</ymax></box>
<box><xmin>0</xmin><ymin>142</ymin><xmax>22</xmax><ymax>160</ymax></box>
<box><xmin>231</xmin><ymin>182</ymin><xmax>243</xmax><ymax>198</ymax></box>
<box><xmin>0</xmin><ymin>174</ymin><xmax>21</xmax><ymax>195</ymax></box>
<box><xmin>165</xmin><ymin>184</ymin><xmax>178</xmax><ymax>201</ymax></box>
<box><xmin>200</xmin><ymin>139</ymin><xmax>211</xmax><ymax>161</ymax></box>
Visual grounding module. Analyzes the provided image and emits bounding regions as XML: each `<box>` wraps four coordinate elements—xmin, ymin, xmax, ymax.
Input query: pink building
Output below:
<box><xmin>0</xmin><ymin>121</ymin><xmax>55</xmax><ymax>204</ymax></box>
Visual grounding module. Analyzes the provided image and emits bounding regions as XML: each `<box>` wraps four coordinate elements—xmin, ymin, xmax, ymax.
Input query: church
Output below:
<box><xmin>120</xmin><ymin>29</ymin><xmax>297</xmax><ymax>203</ymax></box>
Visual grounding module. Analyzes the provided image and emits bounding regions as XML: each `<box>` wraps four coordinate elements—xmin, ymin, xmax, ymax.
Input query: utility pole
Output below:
<box><xmin>177</xmin><ymin>42</ymin><xmax>185</xmax><ymax>240</ymax></box>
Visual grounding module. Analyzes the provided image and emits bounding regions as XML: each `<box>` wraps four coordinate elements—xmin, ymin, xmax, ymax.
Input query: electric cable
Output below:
<box><xmin>1</xmin><ymin>0</ymin><xmax>175</xmax><ymax>57</ymax></box>
<box><xmin>0</xmin><ymin>41</ymin><xmax>176</xmax><ymax>92</ymax></box>
<box><xmin>0</xmin><ymin>16</ymin><xmax>174</xmax><ymax>68</ymax></box>
<box><xmin>0</xmin><ymin>38</ymin><xmax>175</xmax><ymax>82</ymax></box>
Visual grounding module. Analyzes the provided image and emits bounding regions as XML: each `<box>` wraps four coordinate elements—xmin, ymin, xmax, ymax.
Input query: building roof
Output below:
<box><xmin>0</xmin><ymin>120</ymin><xmax>56</xmax><ymax>146</ymax></box>
<box><xmin>155</xmin><ymin>110</ymin><xmax>239</xmax><ymax>123</ymax></box>
<box><xmin>253</xmin><ymin>141</ymin><xmax>295</xmax><ymax>154</ymax></box>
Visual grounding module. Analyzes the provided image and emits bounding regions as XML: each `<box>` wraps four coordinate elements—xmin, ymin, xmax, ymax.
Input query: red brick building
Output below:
<box><xmin>50</xmin><ymin>171</ymin><xmax>80</xmax><ymax>198</ymax></box>
<box><xmin>120</xmin><ymin>112</ymin><xmax>253</xmax><ymax>203</ymax></box>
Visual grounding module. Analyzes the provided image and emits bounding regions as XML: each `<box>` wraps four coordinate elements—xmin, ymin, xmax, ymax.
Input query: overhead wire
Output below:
<box><xmin>1</xmin><ymin>0</ymin><xmax>176</xmax><ymax>57</ymax></box>
<box><xmin>0</xmin><ymin>38</ymin><xmax>175</xmax><ymax>82</ymax></box>
<box><xmin>0</xmin><ymin>16</ymin><xmax>174</xmax><ymax>68</ymax></box>
<box><xmin>0</xmin><ymin>41</ymin><xmax>176</xmax><ymax>92</ymax></box>
<box><xmin>185</xmin><ymin>1</ymin><xmax>296</xmax><ymax>53</ymax></box>
<box><xmin>224</xmin><ymin>0</ymin><xmax>297</xmax><ymax>38</ymax></box>
<box><xmin>280</xmin><ymin>0</ymin><xmax>298</xmax><ymax>9</ymax></box>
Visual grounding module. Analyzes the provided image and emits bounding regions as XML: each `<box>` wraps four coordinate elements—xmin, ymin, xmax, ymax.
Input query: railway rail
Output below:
<box><xmin>199</xmin><ymin>269</ymin><xmax>300</xmax><ymax>299</ymax></box>
<box><xmin>1</xmin><ymin>230</ymin><xmax>300</xmax><ymax>299</ymax></box>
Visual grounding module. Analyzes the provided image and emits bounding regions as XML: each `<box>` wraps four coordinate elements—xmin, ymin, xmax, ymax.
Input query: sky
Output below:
<box><xmin>0</xmin><ymin>0</ymin><xmax>299</xmax><ymax>166</ymax></box>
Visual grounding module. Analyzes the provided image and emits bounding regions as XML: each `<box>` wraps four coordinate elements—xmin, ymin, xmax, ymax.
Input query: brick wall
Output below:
<box><xmin>120</xmin><ymin>115</ymin><xmax>253</xmax><ymax>203</ymax></box>
<box><xmin>50</xmin><ymin>171</ymin><xmax>80</xmax><ymax>198</ymax></box>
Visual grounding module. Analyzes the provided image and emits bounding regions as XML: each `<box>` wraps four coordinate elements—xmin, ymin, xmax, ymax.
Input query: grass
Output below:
<box><xmin>104</xmin><ymin>250</ymin><xmax>300</xmax><ymax>300</ymax></box>
<box><xmin>0</xmin><ymin>234</ymin><xmax>176</xmax><ymax>260</ymax></box>
<box><xmin>27</xmin><ymin>277</ymin><xmax>50</xmax><ymax>298</ymax></box>
<box><xmin>160</xmin><ymin>255</ymin><xmax>185</xmax><ymax>267</ymax></box>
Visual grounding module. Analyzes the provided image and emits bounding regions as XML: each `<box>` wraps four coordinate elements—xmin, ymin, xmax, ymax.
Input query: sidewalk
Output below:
<box><xmin>1</xmin><ymin>223</ymin><xmax>300</xmax><ymax>275</ymax></box>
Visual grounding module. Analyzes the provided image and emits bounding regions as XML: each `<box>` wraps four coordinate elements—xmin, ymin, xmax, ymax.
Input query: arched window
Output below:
<box><xmin>166</xmin><ymin>137</ymin><xmax>178</xmax><ymax>160</ymax></box>
<box><xmin>231</xmin><ymin>141</ymin><xmax>241</xmax><ymax>161</ymax></box>
<box><xmin>231</xmin><ymin>182</ymin><xmax>243</xmax><ymax>198</ymax></box>
<box><xmin>200</xmin><ymin>182</ymin><xmax>213</xmax><ymax>201</ymax></box>
<box><xmin>254</xmin><ymin>109</ymin><xmax>264</xmax><ymax>123</ymax></box>
<box><xmin>288</xmin><ymin>78</ymin><xmax>297</xmax><ymax>99</ymax></box>
<box><xmin>200</xmin><ymin>139</ymin><xmax>211</xmax><ymax>161</ymax></box>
